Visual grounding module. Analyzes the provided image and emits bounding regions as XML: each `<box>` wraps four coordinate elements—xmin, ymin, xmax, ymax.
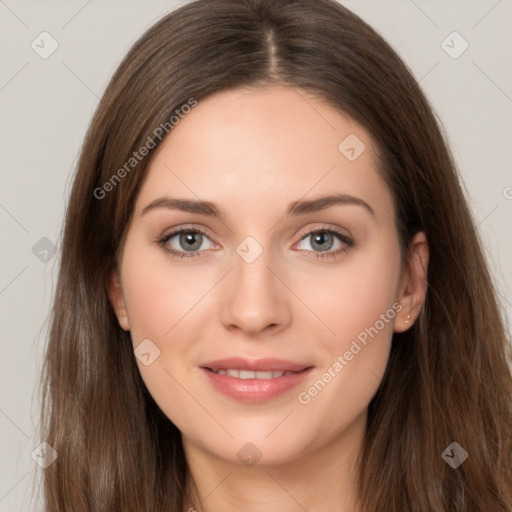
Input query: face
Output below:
<box><xmin>109</xmin><ymin>85</ymin><xmax>427</xmax><ymax>467</ymax></box>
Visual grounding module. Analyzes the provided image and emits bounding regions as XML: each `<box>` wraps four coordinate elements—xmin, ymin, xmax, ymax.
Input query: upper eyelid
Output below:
<box><xmin>161</xmin><ymin>225</ymin><xmax>352</xmax><ymax>246</ymax></box>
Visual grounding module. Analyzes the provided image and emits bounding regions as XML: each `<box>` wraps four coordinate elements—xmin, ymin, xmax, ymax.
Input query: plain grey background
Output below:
<box><xmin>1</xmin><ymin>1</ymin><xmax>511</xmax><ymax>510</ymax></box>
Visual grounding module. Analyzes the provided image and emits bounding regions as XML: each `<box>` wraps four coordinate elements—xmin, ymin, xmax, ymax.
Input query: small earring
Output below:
<box><xmin>404</xmin><ymin>313</ymin><xmax>411</xmax><ymax>324</ymax></box>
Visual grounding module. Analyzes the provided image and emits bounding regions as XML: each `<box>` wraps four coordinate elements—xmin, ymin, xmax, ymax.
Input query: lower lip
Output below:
<box><xmin>200</xmin><ymin>367</ymin><xmax>314</xmax><ymax>403</ymax></box>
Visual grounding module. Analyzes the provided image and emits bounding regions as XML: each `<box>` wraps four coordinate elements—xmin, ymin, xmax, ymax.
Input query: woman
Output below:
<box><xmin>37</xmin><ymin>0</ymin><xmax>512</xmax><ymax>510</ymax></box>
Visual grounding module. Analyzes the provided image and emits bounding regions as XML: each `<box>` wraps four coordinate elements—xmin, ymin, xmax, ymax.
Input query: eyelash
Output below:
<box><xmin>156</xmin><ymin>226</ymin><xmax>354</xmax><ymax>261</ymax></box>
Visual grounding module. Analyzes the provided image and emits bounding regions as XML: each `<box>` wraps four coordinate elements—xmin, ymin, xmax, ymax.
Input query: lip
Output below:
<box><xmin>201</xmin><ymin>357</ymin><xmax>310</xmax><ymax>372</ymax></box>
<box><xmin>200</xmin><ymin>357</ymin><xmax>314</xmax><ymax>403</ymax></box>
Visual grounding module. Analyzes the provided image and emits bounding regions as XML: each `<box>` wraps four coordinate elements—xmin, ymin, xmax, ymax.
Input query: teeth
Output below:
<box><xmin>211</xmin><ymin>369</ymin><xmax>296</xmax><ymax>379</ymax></box>
<box><xmin>255</xmin><ymin>371</ymin><xmax>273</xmax><ymax>379</ymax></box>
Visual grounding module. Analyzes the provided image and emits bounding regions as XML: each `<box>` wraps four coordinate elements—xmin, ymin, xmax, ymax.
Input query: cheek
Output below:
<box><xmin>120</xmin><ymin>227</ymin><xmax>401</xmax><ymax>436</ymax></box>
<box><xmin>294</xmin><ymin>239</ymin><xmax>401</xmax><ymax>348</ymax></box>
<box><xmin>119</xmin><ymin>238</ymin><xmax>210</xmax><ymax>430</ymax></box>
<box><xmin>292</xmin><ymin>239</ymin><xmax>401</xmax><ymax>414</ymax></box>
<box><xmin>123</xmin><ymin>228</ymin><xmax>402</xmax><ymax>374</ymax></box>
<box><xmin>121</xmin><ymin>234</ymin><xmax>211</xmax><ymax>345</ymax></box>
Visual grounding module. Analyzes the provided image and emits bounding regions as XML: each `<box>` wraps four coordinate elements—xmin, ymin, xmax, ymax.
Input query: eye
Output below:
<box><xmin>156</xmin><ymin>226</ymin><xmax>354</xmax><ymax>261</ymax></box>
<box><xmin>295</xmin><ymin>227</ymin><xmax>354</xmax><ymax>260</ymax></box>
<box><xmin>157</xmin><ymin>228</ymin><xmax>214</xmax><ymax>259</ymax></box>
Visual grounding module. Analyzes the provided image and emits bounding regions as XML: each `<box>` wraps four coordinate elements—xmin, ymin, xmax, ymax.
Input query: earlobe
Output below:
<box><xmin>393</xmin><ymin>231</ymin><xmax>429</xmax><ymax>333</ymax></box>
<box><xmin>107</xmin><ymin>267</ymin><xmax>131</xmax><ymax>331</ymax></box>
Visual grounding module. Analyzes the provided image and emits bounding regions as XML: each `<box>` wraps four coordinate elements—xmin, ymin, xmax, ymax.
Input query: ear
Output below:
<box><xmin>107</xmin><ymin>266</ymin><xmax>131</xmax><ymax>331</ymax></box>
<box><xmin>393</xmin><ymin>231</ymin><xmax>429</xmax><ymax>333</ymax></box>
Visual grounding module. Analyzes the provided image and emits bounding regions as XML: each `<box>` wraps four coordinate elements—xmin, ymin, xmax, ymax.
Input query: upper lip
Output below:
<box><xmin>201</xmin><ymin>357</ymin><xmax>312</xmax><ymax>372</ymax></box>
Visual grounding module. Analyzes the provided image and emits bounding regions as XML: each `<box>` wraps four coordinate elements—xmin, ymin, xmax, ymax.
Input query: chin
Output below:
<box><xmin>193</xmin><ymin>425</ymin><xmax>315</xmax><ymax>468</ymax></box>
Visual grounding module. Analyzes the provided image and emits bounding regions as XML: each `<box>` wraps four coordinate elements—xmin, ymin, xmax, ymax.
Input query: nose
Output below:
<box><xmin>220</xmin><ymin>249</ymin><xmax>292</xmax><ymax>337</ymax></box>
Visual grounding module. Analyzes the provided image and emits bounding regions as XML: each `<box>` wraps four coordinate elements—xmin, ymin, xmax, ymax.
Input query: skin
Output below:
<box><xmin>108</xmin><ymin>85</ymin><xmax>428</xmax><ymax>512</ymax></box>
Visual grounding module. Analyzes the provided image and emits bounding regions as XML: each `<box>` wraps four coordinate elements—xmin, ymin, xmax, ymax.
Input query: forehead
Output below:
<box><xmin>134</xmin><ymin>85</ymin><xmax>393</xmax><ymax>220</ymax></box>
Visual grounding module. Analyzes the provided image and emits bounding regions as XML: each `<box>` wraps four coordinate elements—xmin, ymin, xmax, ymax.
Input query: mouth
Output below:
<box><xmin>199</xmin><ymin>358</ymin><xmax>314</xmax><ymax>403</ymax></box>
<box><xmin>203</xmin><ymin>368</ymin><xmax>300</xmax><ymax>379</ymax></box>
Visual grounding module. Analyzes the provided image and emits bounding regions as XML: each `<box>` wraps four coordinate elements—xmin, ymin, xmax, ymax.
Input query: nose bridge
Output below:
<box><xmin>220</xmin><ymin>236</ymin><xmax>291</xmax><ymax>334</ymax></box>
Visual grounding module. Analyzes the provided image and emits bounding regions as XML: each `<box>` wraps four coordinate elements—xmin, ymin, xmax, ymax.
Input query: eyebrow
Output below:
<box><xmin>141</xmin><ymin>193</ymin><xmax>376</xmax><ymax>219</ymax></box>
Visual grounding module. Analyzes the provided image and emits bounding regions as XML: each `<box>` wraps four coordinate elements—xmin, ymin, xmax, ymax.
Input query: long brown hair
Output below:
<box><xmin>37</xmin><ymin>0</ymin><xmax>512</xmax><ymax>510</ymax></box>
